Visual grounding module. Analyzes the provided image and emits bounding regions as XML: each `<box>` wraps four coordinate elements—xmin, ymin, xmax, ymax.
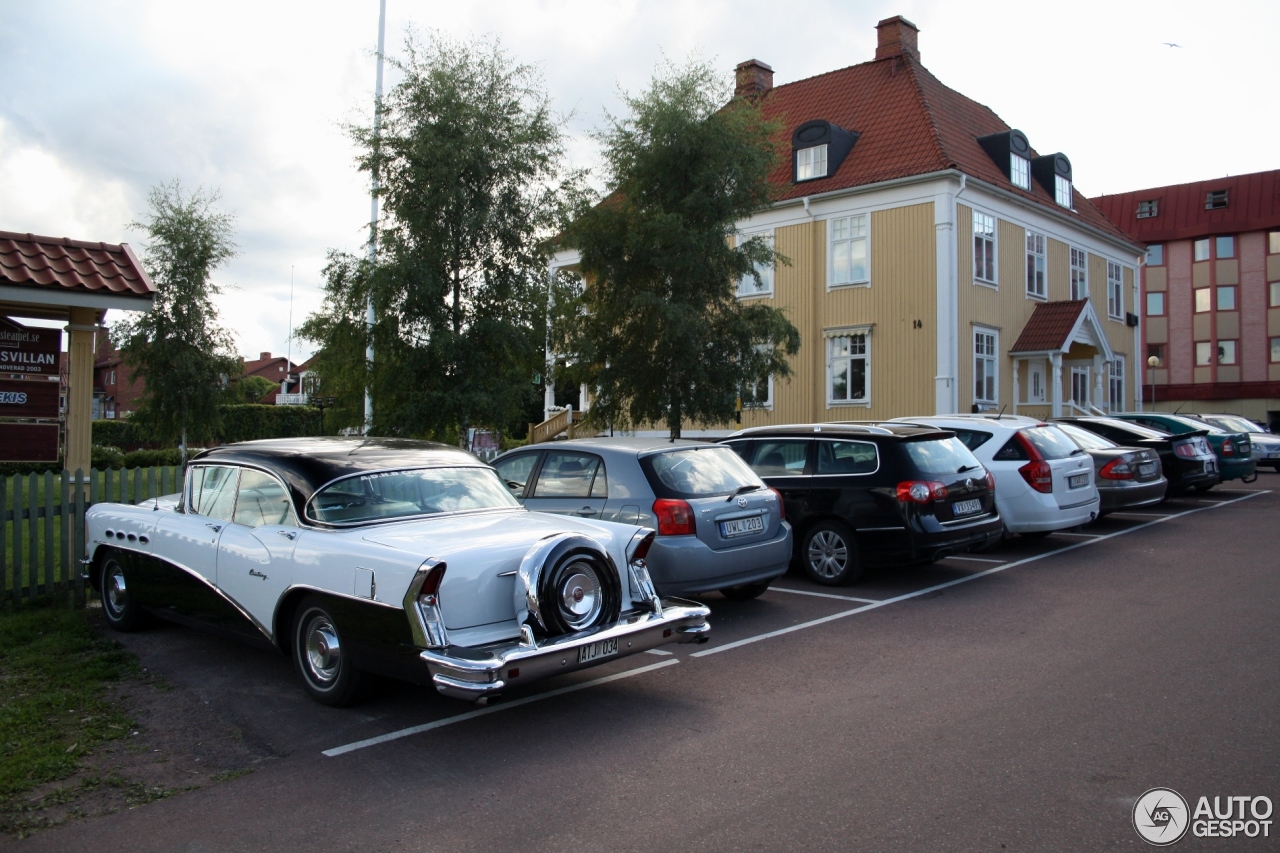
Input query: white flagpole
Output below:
<box><xmin>364</xmin><ymin>0</ymin><xmax>386</xmax><ymax>434</ymax></box>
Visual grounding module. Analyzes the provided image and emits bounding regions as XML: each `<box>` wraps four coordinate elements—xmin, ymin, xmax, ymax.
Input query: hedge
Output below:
<box><xmin>92</xmin><ymin>405</ymin><xmax>321</xmax><ymax>450</ymax></box>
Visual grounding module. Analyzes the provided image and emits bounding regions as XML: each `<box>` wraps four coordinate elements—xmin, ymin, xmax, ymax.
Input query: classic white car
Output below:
<box><xmin>86</xmin><ymin>438</ymin><xmax>711</xmax><ymax>705</ymax></box>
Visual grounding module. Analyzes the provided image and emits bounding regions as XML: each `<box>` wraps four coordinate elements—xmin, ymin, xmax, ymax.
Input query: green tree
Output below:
<box><xmin>301</xmin><ymin>32</ymin><xmax>573</xmax><ymax>440</ymax></box>
<box><xmin>118</xmin><ymin>182</ymin><xmax>241</xmax><ymax>459</ymax></box>
<box><xmin>553</xmin><ymin>59</ymin><xmax>800</xmax><ymax>439</ymax></box>
<box><xmin>225</xmin><ymin>374</ymin><xmax>279</xmax><ymax>404</ymax></box>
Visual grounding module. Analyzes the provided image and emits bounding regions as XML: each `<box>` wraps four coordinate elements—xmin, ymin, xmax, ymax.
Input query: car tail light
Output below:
<box><xmin>1098</xmin><ymin>457</ymin><xmax>1134</xmax><ymax>480</ymax></box>
<box><xmin>1222</xmin><ymin>440</ymin><xmax>1235</xmax><ymax>457</ymax></box>
<box><xmin>1018</xmin><ymin>461</ymin><xmax>1054</xmax><ymax>493</ymax></box>
<box><xmin>652</xmin><ymin>499</ymin><xmax>696</xmax><ymax>535</ymax></box>
<box><xmin>631</xmin><ymin>531</ymin><xmax>655</xmax><ymax>561</ymax></box>
<box><xmin>768</xmin><ymin>487</ymin><xmax>786</xmax><ymax>521</ymax></box>
<box><xmin>896</xmin><ymin>481</ymin><xmax>948</xmax><ymax>504</ymax></box>
<box><xmin>984</xmin><ymin>470</ymin><xmax>996</xmax><ymax>492</ymax></box>
<box><xmin>413</xmin><ymin>560</ymin><xmax>448</xmax><ymax>648</ymax></box>
<box><xmin>1174</xmin><ymin>441</ymin><xmax>1197</xmax><ymax>459</ymax></box>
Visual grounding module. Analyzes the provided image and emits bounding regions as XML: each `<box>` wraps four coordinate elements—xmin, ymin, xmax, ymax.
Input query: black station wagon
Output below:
<box><xmin>722</xmin><ymin>424</ymin><xmax>1004</xmax><ymax>585</ymax></box>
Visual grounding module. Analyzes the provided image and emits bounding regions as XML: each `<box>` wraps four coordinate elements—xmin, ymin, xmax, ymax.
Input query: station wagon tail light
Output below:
<box><xmin>653</xmin><ymin>499</ymin><xmax>696</xmax><ymax>535</ymax></box>
<box><xmin>984</xmin><ymin>470</ymin><xmax>996</xmax><ymax>492</ymax></box>
<box><xmin>1098</xmin><ymin>458</ymin><xmax>1134</xmax><ymax>480</ymax></box>
<box><xmin>1018</xmin><ymin>461</ymin><xmax>1054</xmax><ymax>493</ymax></box>
<box><xmin>768</xmin><ymin>487</ymin><xmax>786</xmax><ymax>521</ymax></box>
<box><xmin>896</xmin><ymin>481</ymin><xmax>947</xmax><ymax>504</ymax></box>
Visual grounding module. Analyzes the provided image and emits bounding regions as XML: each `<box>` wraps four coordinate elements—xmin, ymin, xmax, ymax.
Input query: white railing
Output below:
<box><xmin>275</xmin><ymin>393</ymin><xmax>309</xmax><ymax>406</ymax></box>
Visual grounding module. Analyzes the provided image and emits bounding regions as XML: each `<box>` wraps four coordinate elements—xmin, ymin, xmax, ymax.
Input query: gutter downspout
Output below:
<box><xmin>1134</xmin><ymin>253</ymin><xmax>1145</xmax><ymax>412</ymax></box>
<box><xmin>934</xmin><ymin>174</ymin><xmax>965</xmax><ymax>414</ymax></box>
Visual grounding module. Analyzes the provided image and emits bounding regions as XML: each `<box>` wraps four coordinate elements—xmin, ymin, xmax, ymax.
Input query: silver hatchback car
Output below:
<box><xmin>492</xmin><ymin>438</ymin><xmax>792</xmax><ymax>599</ymax></box>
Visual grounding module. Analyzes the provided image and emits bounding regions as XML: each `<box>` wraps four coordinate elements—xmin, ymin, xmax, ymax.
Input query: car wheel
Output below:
<box><xmin>99</xmin><ymin>553</ymin><xmax>146</xmax><ymax>632</ymax></box>
<box><xmin>801</xmin><ymin>521</ymin><xmax>863</xmax><ymax>585</ymax></box>
<box><xmin>292</xmin><ymin>596</ymin><xmax>368</xmax><ymax>707</ymax></box>
<box><xmin>720</xmin><ymin>579</ymin><xmax>773</xmax><ymax>601</ymax></box>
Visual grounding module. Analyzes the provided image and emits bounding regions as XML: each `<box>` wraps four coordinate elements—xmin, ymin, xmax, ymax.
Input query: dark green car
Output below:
<box><xmin>1112</xmin><ymin>413</ymin><xmax>1257</xmax><ymax>485</ymax></box>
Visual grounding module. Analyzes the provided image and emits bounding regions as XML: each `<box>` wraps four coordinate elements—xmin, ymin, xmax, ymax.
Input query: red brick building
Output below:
<box><xmin>1093</xmin><ymin>170</ymin><xmax>1280</xmax><ymax>426</ymax></box>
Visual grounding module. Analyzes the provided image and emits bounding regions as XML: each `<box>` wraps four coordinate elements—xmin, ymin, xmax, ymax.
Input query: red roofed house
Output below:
<box><xmin>241</xmin><ymin>352</ymin><xmax>313</xmax><ymax>404</ymax></box>
<box><xmin>1092</xmin><ymin>170</ymin><xmax>1280</xmax><ymax>427</ymax></box>
<box><xmin>546</xmin><ymin>15</ymin><xmax>1145</xmax><ymax>432</ymax></box>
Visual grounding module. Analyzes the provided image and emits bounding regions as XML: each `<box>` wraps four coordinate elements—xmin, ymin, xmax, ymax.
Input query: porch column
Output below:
<box><xmin>65</xmin><ymin>307</ymin><xmax>99</xmax><ymax>475</ymax></box>
<box><xmin>1093</xmin><ymin>356</ymin><xmax>1106</xmax><ymax>413</ymax></box>
<box><xmin>1011</xmin><ymin>357</ymin><xmax>1021</xmax><ymax>416</ymax></box>
<box><xmin>1050</xmin><ymin>352</ymin><xmax>1063</xmax><ymax>418</ymax></box>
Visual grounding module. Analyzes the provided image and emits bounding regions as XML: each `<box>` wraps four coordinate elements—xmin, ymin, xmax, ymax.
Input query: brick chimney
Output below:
<box><xmin>260</xmin><ymin>351</ymin><xmax>272</xmax><ymax>360</ymax></box>
<box><xmin>734</xmin><ymin>59</ymin><xmax>774</xmax><ymax>97</ymax></box>
<box><xmin>875</xmin><ymin>16</ymin><xmax>919</xmax><ymax>61</ymax></box>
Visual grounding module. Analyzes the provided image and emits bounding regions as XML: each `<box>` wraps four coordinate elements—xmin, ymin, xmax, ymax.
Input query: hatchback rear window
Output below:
<box><xmin>641</xmin><ymin>447</ymin><xmax>762</xmax><ymax>499</ymax></box>
<box><xmin>903</xmin><ymin>437</ymin><xmax>983</xmax><ymax>476</ymax></box>
<box><xmin>1020</xmin><ymin>426</ymin><xmax>1081</xmax><ymax>460</ymax></box>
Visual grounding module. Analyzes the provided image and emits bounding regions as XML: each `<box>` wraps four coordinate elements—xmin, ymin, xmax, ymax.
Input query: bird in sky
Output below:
<box><xmin>1163</xmin><ymin>42</ymin><xmax>1182</xmax><ymax>47</ymax></box>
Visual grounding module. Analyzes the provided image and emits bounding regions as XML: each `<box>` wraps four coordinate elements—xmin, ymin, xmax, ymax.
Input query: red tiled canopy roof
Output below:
<box><xmin>1010</xmin><ymin>300</ymin><xmax>1088</xmax><ymax>353</ymax></box>
<box><xmin>754</xmin><ymin>55</ymin><xmax>1134</xmax><ymax>245</ymax></box>
<box><xmin>1091</xmin><ymin>169</ymin><xmax>1280</xmax><ymax>243</ymax></box>
<box><xmin>0</xmin><ymin>230</ymin><xmax>155</xmax><ymax>298</ymax></box>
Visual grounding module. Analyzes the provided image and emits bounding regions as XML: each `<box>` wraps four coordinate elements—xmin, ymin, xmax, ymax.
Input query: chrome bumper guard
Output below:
<box><xmin>420</xmin><ymin>598</ymin><xmax>711</xmax><ymax>701</ymax></box>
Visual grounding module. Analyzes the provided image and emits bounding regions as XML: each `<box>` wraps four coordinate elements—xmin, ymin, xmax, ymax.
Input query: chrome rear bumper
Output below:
<box><xmin>420</xmin><ymin>598</ymin><xmax>711</xmax><ymax>701</ymax></box>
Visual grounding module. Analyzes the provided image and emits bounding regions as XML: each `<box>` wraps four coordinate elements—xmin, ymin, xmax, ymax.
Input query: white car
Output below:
<box><xmin>890</xmin><ymin>415</ymin><xmax>1100</xmax><ymax>537</ymax></box>
<box><xmin>86</xmin><ymin>438</ymin><xmax>711</xmax><ymax>706</ymax></box>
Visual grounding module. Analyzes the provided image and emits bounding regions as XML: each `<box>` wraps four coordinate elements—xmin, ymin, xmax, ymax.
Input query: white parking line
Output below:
<box><xmin>1106</xmin><ymin>511</ymin><xmax>1169</xmax><ymax>518</ymax></box>
<box><xmin>767</xmin><ymin>586</ymin><xmax>881</xmax><ymax>604</ymax></box>
<box><xmin>690</xmin><ymin>490</ymin><xmax>1268</xmax><ymax>660</ymax></box>
<box><xmin>645</xmin><ymin>649</ymin><xmax>674</xmax><ymax>656</ymax></box>
<box><xmin>1052</xmin><ymin>531</ymin><xmax>1101</xmax><ymax>537</ymax></box>
<box><xmin>945</xmin><ymin>556</ymin><xmax>1007</xmax><ymax>564</ymax></box>
<box><xmin>322</xmin><ymin>659</ymin><xmax>680</xmax><ymax>757</ymax></box>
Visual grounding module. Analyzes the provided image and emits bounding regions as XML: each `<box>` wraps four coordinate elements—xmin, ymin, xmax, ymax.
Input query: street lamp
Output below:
<box><xmin>309</xmin><ymin>394</ymin><xmax>337</xmax><ymax>435</ymax></box>
<box><xmin>1146</xmin><ymin>355</ymin><xmax>1161</xmax><ymax>410</ymax></box>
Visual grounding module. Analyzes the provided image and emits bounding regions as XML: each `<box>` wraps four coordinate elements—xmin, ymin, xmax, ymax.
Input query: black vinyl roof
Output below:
<box><xmin>191</xmin><ymin>437</ymin><xmax>484</xmax><ymax>505</ymax></box>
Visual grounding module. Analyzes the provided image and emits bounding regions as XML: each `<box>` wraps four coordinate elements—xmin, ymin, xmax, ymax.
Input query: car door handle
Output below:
<box><xmin>578</xmin><ymin>506</ymin><xmax>599</xmax><ymax>517</ymax></box>
<box><xmin>277</xmin><ymin>530</ymin><xmax>297</xmax><ymax>540</ymax></box>
<box><xmin>205</xmin><ymin>523</ymin><xmax>222</xmax><ymax>533</ymax></box>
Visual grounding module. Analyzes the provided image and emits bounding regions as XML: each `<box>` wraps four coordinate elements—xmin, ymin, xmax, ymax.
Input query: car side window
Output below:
<box><xmin>815</xmin><ymin>440</ymin><xmax>878</xmax><ymax>475</ymax></box>
<box><xmin>192</xmin><ymin>466</ymin><xmax>240</xmax><ymax>522</ymax></box>
<box><xmin>494</xmin><ymin>453</ymin><xmax>539</xmax><ymax>498</ymax></box>
<box><xmin>950</xmin><ymin>429</ymin><xmax>993</xmax><ymax>452</ymax></box>
<box><xmin>747</xmin><ymin>440</ymin><xmax>809</xmax><ymax>476</ymax></box>
<box><xmin>533</xmin><ymin>452</ymin><xmax>605</xmax><ymax>498</ymax></box>
<box><xmin>991</xmin><ymin>437</ymin><xmax>1028</xmax><ymax>461</ymax></box>
<box><xmin>232</xmin><ymin>469</ymin><xmax>297</xmax><ymax>528</ymax></box>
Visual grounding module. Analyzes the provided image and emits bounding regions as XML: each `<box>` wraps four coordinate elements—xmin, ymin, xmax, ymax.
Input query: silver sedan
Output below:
<box><xmin>493</xmin><ymin>437</ymin><xmax>792</xmax><ymax>600</ymax></box>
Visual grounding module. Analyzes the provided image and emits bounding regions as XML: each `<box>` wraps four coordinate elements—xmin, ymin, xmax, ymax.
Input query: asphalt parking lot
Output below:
<box><xmin>24</xmin><ymin>476</ymin><xmax>1280</xmax><ymax>851</ymax></box>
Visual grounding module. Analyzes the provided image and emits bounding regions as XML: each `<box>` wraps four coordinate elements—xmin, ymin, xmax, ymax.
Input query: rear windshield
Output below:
<box><xmin>903</xmin><ymin>437</ymin><xmax>984</xmax><ymax>476</ymax></box>
<box><xmin>1056</xmin><ymin>422</ymin><xmax>1116</xmax><ymax>451</ymax></box>
<box><xmin>308</xmin><ymin>467</ymin><xmax>519</xmax><ymax>525</ymax></box>
<box><xmin>1021</xmin><ymin>426</ymin><xmax>1082</xmax><ymax>460</ymax></box>
<box><xmin>1204</xmin><ymin>416</ymin><xmax>1261</xmax><ymax>434</ymax></box>
<box><xmin>641</xmin><ymin>447</ymin><xmax>763</xmax><ymax>499</ymax></box>
<box><xmin>1090</xmin><ymin>418</ymin><xmax>1167</xmax><ymax>440</ymax></box>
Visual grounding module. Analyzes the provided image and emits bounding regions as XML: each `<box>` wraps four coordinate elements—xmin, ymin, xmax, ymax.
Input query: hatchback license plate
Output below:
<box><xmin>1138</xmin><ymin>462</ymin><xmax>1157</xmax><ymax>476</ymax></box>
<box><xmin>952</xmin><ymin>498</ymin><xmax>982</xmax><ymax>516</ymax></box>
<box><xmin>720</xmin><ymin>515</ymin><xmax>764</xmax><ymax>538</ymax></box>
<box><xmin>1068</xmin><ymin>473</ymin><xmax>1089</xmax><ymax>489</ymax></box>
<box><xmin>577</xmin><ymin>637</ymin><xmax>618</xmax><ymax>664</ymax></box>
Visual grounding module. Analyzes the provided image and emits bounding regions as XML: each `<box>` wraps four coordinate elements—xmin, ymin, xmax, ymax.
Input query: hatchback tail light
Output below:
<box><xmin>1174</xmin><ymin>441</ymin><xmax>1198</xmax><ymax>459</ymax></box>
<box><xmin>768</xmin><ymin>487</ymin><xmax>786</xmax><ymax>521</ymax></box>
<box><xmin>1098</xmin><ymin>457</ymin><xmax>1134</xmax><ymax>480</ymax></box>
<box><xmin>896</xmin><ymin>481</ymin><xmax>948</xmax><ymax>504</ymax></box>
<box><xmin>652</xmin><ymin>499</ymin><xmax>696</xmax><ymax>535</ymax></box>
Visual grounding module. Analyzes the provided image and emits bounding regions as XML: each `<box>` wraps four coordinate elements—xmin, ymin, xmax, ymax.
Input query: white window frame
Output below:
<box><xmin>1070</xmin><ymin>246</ymin><xmax>1088</xmax><ymax>300</ymax></box>
<box><xmin>825</xmin><ymin>326</ymin><xmax>871</xmax><ymax>407</ymax></box>
<box><xmin>1026</xmin><ymin>230</ymin><xmax>1046</xmax><ymax>299</ymax></box>
<box><xmin>1055</xmin><ymin>175</ymin><xmax>1073</xmax><ymax>208</ymax></box>
<box><xmin>973</xmin><ymin>327</ymin><xmax>999</xmax><ymax>407</ymax></box>
<box><xmin>1107</xmin><ymin>262</ymin><xmax>1124</xmax><ymax>320</ymax></box>
<box><xmin>796</xmin><ymin>144</ymin><xmax>828</xmax><ymax>181</ymax></box>
<box><xmin>1010</xmin><ymin>154</ymin><xmax>1031</xmax><ymax>190</ymax></box>
<box><xmin>1028</xmin><ymin>359</ymin><xmax>1046</xmax><ymax>404</ymax></box>
<box><xmin>828</xmin><ymin>214</ymin><xmax>869</xmax><ymax>288</ymax></box>
<box><xmin>1108</xmin><ymin>356</ymin><xmax>1125</xmax><ymax>411</ymax></box>
<box><xmin>736</xmin><ymin>231</ymin><xmax>774</xmax><ymax>298</ymax></box>
<box><xmin>741</xmin><ymin>344</ymin><xmax>774</xmax><ymax>410</ymax></box>
<box><xmin>973</xmin><ymin>210</ymin><xmax>997</xmax><ymax>286</ymax></box>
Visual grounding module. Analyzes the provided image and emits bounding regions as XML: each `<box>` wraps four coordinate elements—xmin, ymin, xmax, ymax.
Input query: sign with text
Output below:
<box><xmin>0</xmin><ymin>316</ymin><xmax>62</xmax><ymax>377</ymax></box>
<box><xmin>0</xmin><ymin>423</ymin><xmax>60</xmax><ymax>462</ymax></box>
<box><xmin>0</xmin><ymin>378</ymin><xmax>60</xmax><ymax>419</ymax></box>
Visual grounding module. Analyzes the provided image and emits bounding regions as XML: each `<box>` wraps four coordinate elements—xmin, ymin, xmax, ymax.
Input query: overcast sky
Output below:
<box><xmin>2</xmin><ymin>0</ymin><xmax>1276</xmax><ymax>362</ymax></box>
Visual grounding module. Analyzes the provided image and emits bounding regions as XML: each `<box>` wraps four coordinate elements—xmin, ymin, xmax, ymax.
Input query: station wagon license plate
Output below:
<box><xmin>1068</xmin><ymin>473</ymin><xmax>1089</xmax><ymax>489</ymax></box>
<box><xmin>1138</xmin><ymin>462</ymin><xmax>1157</xmax><ymax>476</ymax></box>
<box><xmin>577</xmin><ymin>637</ymin><xmax>618</xmax><ymax>664</ymax></box>
<box><xmin>720</xmin><ymin>515</ymin><xmax>764</xmax><ymax>538</ymax></box>
<box><xmin>952</xmin><ymin>498</ymin><xmax>982</xmax><ymax>516</ymax></box>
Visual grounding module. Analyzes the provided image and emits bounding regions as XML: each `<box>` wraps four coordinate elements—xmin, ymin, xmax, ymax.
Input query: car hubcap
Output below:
<box><xmin>807</xmin><ymin>531</ymin><xmax>848</xmax><ymax>579</ymax></box>
<box><xmin>304</xmin><ymin>614</ymin><xmax>341</xmax><ymax>684</ymax></box>
<box><xmin>105</xmin><ymin>564</ymin><xmax>127</xmax><ymax>617</ymax></box>
<box><xmin>556</xmin><ymin>562</ymin><xmax>602</xmax><ymax>630</ymax></box>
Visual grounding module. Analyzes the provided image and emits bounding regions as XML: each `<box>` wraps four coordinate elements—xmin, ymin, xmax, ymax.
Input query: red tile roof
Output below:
<box><xmin>0</xmin><ymin>231</ymin><xmax>155</xmax><ymax>298</ymax></box>
<box><xmin>1090</xmin><ymin>169</ymin><xmax>1280</xmax><ymax>243</ymax></box>
<box><xmin>1009</xmin><ymin>300</ymin><xmax>1087</xmax><ymax>353</ymax></box>
<box><xmin>755</xmin><ymin>56</ymin><xmax>1134</xmax><ymax>244</ymax></box>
